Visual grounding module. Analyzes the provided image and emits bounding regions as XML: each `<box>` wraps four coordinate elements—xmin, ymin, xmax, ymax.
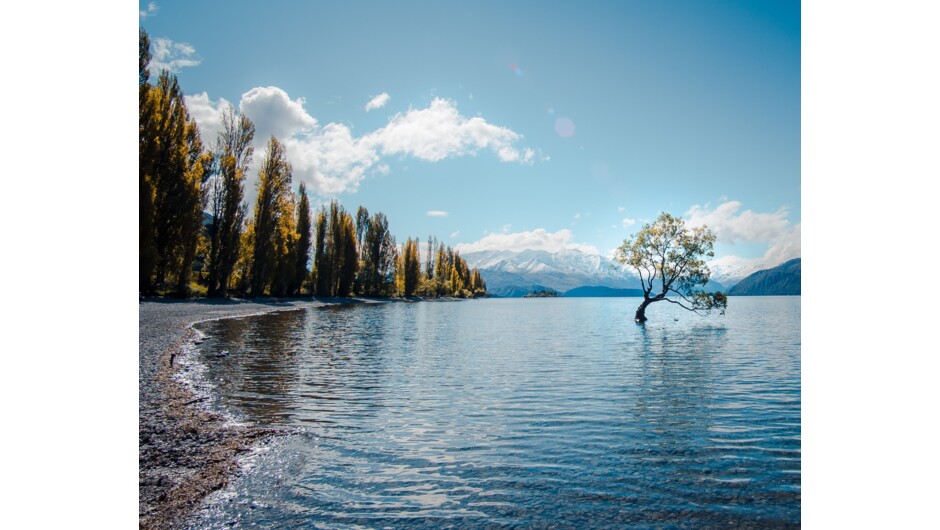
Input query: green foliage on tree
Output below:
<box><xmin>358</xmin><ymin>212</ymin><xmax>396</xmax><ymax>297</ymax></box>
<box><xmin>311</xmin><ymin>200</ymin><xmax>358</xmax><ymax>297</ymax></box>
<box><xmin>614</xmin><ymin>212</ymin><xmax>727</xmax><ymax>323</ymax></box>
<box><xmin>337</xmin><ymin>209</ymin><xmax>359</xmax><ymax>297</ymax></box>
<box><xmin>313</xmin><ymin>208</ymin><xmax>330</xmax><ymax>297</ymax></box>
<box><xmin>292</xmin><ymin>183</ymin><xmax>313</xmax><ymax>295</ymax></box>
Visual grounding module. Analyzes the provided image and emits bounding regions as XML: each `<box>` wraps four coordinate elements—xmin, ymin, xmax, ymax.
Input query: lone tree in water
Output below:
<box><xmin>614</xmin><ymin>212</ymin><xmax>727</xmax><ymax>323</ymax></box>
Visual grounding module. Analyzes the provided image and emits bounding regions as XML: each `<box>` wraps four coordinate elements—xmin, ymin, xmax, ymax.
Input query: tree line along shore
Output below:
<box><xmin>139</xmin><ymin>29</ymin><xmax>486</xmax><ymax>301</ymax></box>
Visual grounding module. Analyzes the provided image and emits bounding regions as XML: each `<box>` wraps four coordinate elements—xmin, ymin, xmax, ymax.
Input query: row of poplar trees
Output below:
<box><xmin>139</xmin><ymin>29</ymin><xmax>486</xmax><ymax>299</ymax></box>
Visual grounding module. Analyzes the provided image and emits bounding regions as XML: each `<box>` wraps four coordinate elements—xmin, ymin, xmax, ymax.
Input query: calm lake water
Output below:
<box><xmin>189</xmin><ymin>297</ymin><xmax>800</xmax><ymax>529</ymax></box>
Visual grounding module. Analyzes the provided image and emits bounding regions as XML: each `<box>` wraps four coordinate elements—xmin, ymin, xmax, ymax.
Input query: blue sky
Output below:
<box><xmin>140</xmin><ymin>0</ymin><xmax>800</xmax><ymax>273</ymax></box>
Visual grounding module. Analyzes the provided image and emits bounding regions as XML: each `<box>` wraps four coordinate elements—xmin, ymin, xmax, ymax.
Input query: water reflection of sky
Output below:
<box><xmin>194</xmin><ymin>297</ymin><xmax>800</xmax><ymax>528</ymax></box>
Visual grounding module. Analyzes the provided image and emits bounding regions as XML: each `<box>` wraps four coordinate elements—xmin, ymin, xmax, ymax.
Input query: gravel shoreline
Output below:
<box><xmin>138</xmin><ymin>298</ymin><xmax>334</xmax><ymax>530</ymax></box>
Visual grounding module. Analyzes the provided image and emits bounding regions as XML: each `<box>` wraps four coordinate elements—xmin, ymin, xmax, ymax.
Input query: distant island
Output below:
<box><xmin>524</xmin><ymin>289</ymin><xmax>560</xmax><ymax>298</ymax></box>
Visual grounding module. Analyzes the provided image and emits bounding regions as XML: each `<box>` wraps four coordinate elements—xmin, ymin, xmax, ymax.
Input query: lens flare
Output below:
<box><xmin>547</xmin><ymin>106</ymin><xmax>555</xmax><ymax>115</ymax></box>
<box><xmin>511</xmin><ymin>64</ymin><xmax>524</xmax><ymax>77</ymax></box>
<box><xmin>555</xmin><ymin>117</ymin><xmax>576</xmax><ymax>138</ymax></box>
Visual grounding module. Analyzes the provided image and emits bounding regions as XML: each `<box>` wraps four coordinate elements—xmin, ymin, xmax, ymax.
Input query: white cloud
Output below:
<box><xmin>618</xmin><ymin>206</ymin><xmax>625</xmax><ymax>213</ymax></box>
<box><xmin>708</xmin><ymin>224</ymin><xmax>801</xmax><ymax>279</ymax></box>
<box><xmin>139</xmin><ymin>2</ymin><xmax>158</xmax><ymax>18</ymax></box>
<box><xmin>450</xmin><ymin>230</ymin><xmax>461</xmax><ymax>238</ymax></box>
<box><xmin>364</xmin><ymin>98</ymin><xmax>532</xmax><ymax>164</ymax></box>
<box><xmin>456</xmin><ymin>228</ymin><xmax>599</xmax><ymax>255</ymax></box>
<box><xmin>239</xmin><ymin>86</ymin><xmax>318</xmax><ymax>142</ymax></box>
<box><xmin>184</xmin><ymin>92</ymin><xmax>233</xmax><ymax>147</ymax></box>
<box><xmin>685</xmin><ymin>200</ymin><xmax>790</xmax><ymax>244</ymax></box>
<box><xmin>684</xmin><ymin>200</ymin><xmax>801</xmax><ymax>279</ymax></box>
<box><xmin>149</xmin><ymin>37</ymin><xmax>200</xmax><ymax>73</ymax></box>
<box><xmin>365</xmin><ymin>92</ymin><xmax>390</xmax><ymax>111</ymax></box>
<box><xmin>189</xmin><ymin>89</ymin><xmax>536</xmax><ymax>197</ymax></box>
<box><xmin>426</xmin><ymin>210</ymin><xmax>448</xmax><ymax>217</ymax></box>
<box><xmin>622</xmin><ymin>217</ymin><xmax>636</xmax><ymax>227</ymax></box>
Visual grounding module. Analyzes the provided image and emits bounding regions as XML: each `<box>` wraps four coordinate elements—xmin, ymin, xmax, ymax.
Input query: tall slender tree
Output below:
<box><xmin>359</xmin><ymin>212</ymin><xmax>395</xmax><ymax>297</ymax></box>
<box><xmin>425</xmin><ymin>235</ymin><xmax>436</xmax><ymax>280</ymax></box>
<box><xmin>139</xmin><ymin>29</ymin><xmax>157</xmax><ymax>294</ymax></box>
<box><xmin>140</xmin><ymin>64</ymin><xmax>209</xmax><ymax>296</ymax></box>
<box><xmin>337</xmin><ymin>212</ymin><xmax>359</xmax><ymax>296</ymax></box>
<box><xmin>313</xmin><ymin>208</ymin><xmax>330</xmax><ymax>297</ymax></box>
<box><xmin>207</xmin><ymin>107</ymin><xmax>254</xmax><ymax>297</ymax></box>
<box><xmin>250</xmin><ymin>137</ymin><xmax>293</xmax><ymax>296</ymax></box>
<box><xmin>401</xmin><ymin>237</ymin><xmax>422</xmax><ymax>297</ymax></box>
<box><xmin>292</xmin><ymin>183</ymin><xmax>312</xmax><ymax>295</ymax></box>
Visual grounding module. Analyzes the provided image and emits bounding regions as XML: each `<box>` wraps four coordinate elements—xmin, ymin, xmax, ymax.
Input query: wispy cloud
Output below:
<box><xmin>149</xmin><ymin>37</ymin><xmax>201</xmax><ymax>73</ymax></box>
<box><xmin>621</xmin><ymin>217</ymin><xmax>636</xmax><ymax>227</ymax></box>
<box><xmin>139</xmin><ymin>2</ymin><xmax>158</xmax><ymax>18</ymax></box>
<box><xmin>456</xmin><ymin>228</ymin><xmax>599</xmax><ymax>255</ymax></box>
<box><xmin>426</xmin><ymin>210</ymin><xmax>448</xmax><ymax>217</ymax></box>
<box><xmin>450</xmin><ymin>230</ymin><xmax>461</xmax><ymax>238</ymax></box>
<box><xmin>365</xmin><ymin>92</ymin><xmax>390</xmax><ymax>111</ymax></box>
<box><xmin>188</xmin><ymin>89</ymin><xmax>538</xmax><ymax>196</ymax></box>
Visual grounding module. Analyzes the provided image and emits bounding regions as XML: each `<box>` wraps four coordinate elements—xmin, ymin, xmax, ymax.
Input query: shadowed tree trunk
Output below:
<box><xmin>635</xmin><ymin>298</ymin><xmax>652</xmax><ymax>323</ymax></box>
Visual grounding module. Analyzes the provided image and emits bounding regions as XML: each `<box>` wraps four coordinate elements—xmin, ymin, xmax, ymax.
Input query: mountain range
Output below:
<box><xmin>727</xmin><ymin>258</ymin><xmax>801</xmax><ymax>296</ymax></box>
<box><xmin>461</xmin><ymin>248</ymin><xmax>731</xmax><ymax>298</ymax></box>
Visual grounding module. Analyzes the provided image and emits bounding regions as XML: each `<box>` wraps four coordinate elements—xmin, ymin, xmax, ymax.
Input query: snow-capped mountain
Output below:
<box><xmin>462</xmin><ymin>248</ymin><xmax>740</xmax><ymax>297</ymax></box>
<box><xmin>461</xmin><ymin>248</ymin><xmax>638</xmax><ymax>297</ymax></box>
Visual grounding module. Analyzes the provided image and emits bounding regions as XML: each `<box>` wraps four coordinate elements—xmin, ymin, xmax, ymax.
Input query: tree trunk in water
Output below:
<box><xmin>635</xmin><ymin>298</ymin><xmax>652</xmax><ymax>323</ymax></box>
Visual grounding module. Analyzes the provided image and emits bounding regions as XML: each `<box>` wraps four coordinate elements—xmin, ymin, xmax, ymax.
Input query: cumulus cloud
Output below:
<box><xmin>189</xmin><ymin>89</ymin><xmax>536</xmax><ymax>196</ymax></box>
<box><xmin>184</xmin><ymin>92</ymin><xmax>233</xmax><ymax>147</ymax></box>
<box><xmin>456</xmin><ymin>228</ymin><xmax>599</xmax><ymax>255</ymax></box>
<box><xmin>365</xmin><ymin>98</ymin><xmax>532</xmax><ymax>164</ymax></box>
<box><xmin>149</xmin><ymin>37</ymin><xmax>200</xmax><ymax>73</ymax></box>
<box><xmin>365</xmin><ymin>92</ymin><xmax>390</xmax><ymax>111</ymax></box>
<box><xmin>139</xmin><ymin>2</ymin><xmax>158</xmax><ymax>18</ymax></box>
<box><xmin>426</xmin><ymin>210</ymin><xmax>448</xmax><ymax>217</ymax></box>
<box><xmin>622</xmin><ymin>217</ymin><xmax>636</xmax><ymax>227</ymax></box>
<box><xmin>685</xmin><ymin>200</ymin><xmax>790</xmax><ymax>244</ymax></box>
<box><xmin>240</xmin><ymin>86</ymin><xmax>318</xmax><ymax>142</ymax></box>
<box><xmin>685</xmin><ymin>200</ymin><xmax>801</xmax><ymax>278</ymax></box>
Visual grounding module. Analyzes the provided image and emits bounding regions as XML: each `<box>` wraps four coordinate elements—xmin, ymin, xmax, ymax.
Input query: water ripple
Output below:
<box><xmin>191</xmin><ymin>297</ymin><xmax>800</xmax><ymax>529</ymax></box>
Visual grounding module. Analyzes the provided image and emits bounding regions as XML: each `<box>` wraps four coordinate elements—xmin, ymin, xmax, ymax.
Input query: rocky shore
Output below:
<box><xmin>138</xmin><ymin>298</ymin><xmax>330</xmax><ymax>530</ymax></box>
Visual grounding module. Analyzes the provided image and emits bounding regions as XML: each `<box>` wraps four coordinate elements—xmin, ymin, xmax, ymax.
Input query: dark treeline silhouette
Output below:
<box><xmin>139</xmin><ymin>29</ymin><xmax>486</xmax><ymax>299</ymax></box>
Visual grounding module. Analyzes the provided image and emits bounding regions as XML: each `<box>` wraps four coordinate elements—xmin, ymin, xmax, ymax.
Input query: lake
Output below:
<box><xmin>188</xmin><ymin>297</ymin><xmax>800</xmax><ymax>528</ymax></box>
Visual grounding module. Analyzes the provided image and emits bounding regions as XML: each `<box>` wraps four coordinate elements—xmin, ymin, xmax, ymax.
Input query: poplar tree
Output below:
<box><xmin>207</xmin><ymin>108</ymin><xmax>254</xmax><ymax>297</ymax></box>
<box><xmin>269</xmin><ymin>190</ymin><xmax>297</xmax><ymax>297</ymax></box>
<box><xmin>401</xmin><ymin>237</ymin><xmax>422</xmax><ymax>297</ymax></box>
<box><xmin>359</xmin><ymin>212</ymin><xmax>395</xmax><ymax>296</ymax></box>
<box><xmin>139</xmin><ymin>29</ymin><xmax>157</xmax><ymax>293</ymax></box>
<box><xmin>313</xmin><ymin>208</ymin><xmax>330</xmax><ymax>297</ymax></box>
<box><xmin>250</xmin><ymin>137</ymin><xmax>293</xmax><ymax>296</ymax></box>
<box><xmin>355</xmin><ymin>206</ymin><xmax>370</xmax><ymax>252</ymax></box>
<box><xmin>425</xmin><ymin>235</ymin><xmax>436</xmax><ymax>280</ymax></box>
<box><xmin>292</xmin><ymin>183</ymin><xmax>312</xmax><ymax>295</ymax></box>
<box><xmin>140</xmin><ymin>65</ymin><xmax>208</xmax><ymax>296</ymax></box>
<box><xmin>337</xmin><ymin>212</ymin><xmax>359</xmax><ymax>296</ymax></box>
